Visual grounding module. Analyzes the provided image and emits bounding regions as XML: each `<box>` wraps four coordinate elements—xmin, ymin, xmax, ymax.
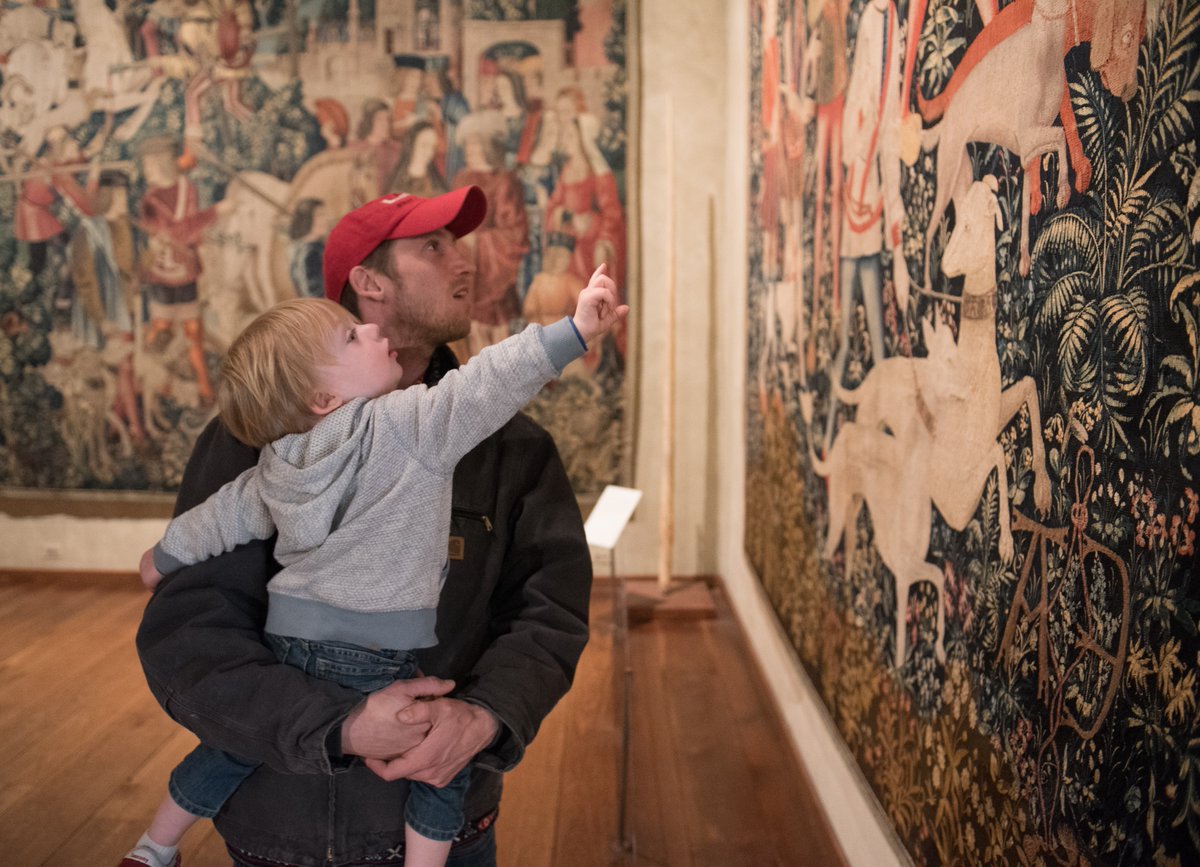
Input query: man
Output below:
<box><xmin>136</xmin><ymin>185</ymin><xmax>593</xmax><ymax>866</ymax></box>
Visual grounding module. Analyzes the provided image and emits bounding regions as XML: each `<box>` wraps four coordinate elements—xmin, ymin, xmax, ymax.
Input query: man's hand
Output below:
<box><xmin>139</xmin><ymin>548</ymin><xmax>165</xmax><ymax>591</ymax></box>
<box><xmin>571</xmin><ymin>263</ymin><xmax>629</xmax><ymax>344</ymax></box>
<box><xmin>362</xmin><ymin>697</ymin><xmax>499</xmax><ymax>787</ymax></box>
<box><xmin>341</xmin><ymin>676</ymin><xmax>456</xmax><ymax>760</ymax></box>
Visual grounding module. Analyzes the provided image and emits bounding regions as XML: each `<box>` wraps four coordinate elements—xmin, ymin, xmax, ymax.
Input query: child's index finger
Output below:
<box><xmin>589</xmin><ymin>263</ymin><xmax>608</xmax><ymax>284</ymax></box>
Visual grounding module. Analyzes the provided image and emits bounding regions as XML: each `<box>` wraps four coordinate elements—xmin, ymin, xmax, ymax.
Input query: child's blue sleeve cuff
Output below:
<box><xmin>538</xmin><ymin>318</ymin><xmax>588</xmax><ymax>372</ymax></box>
<box><xmin>567</xmin><ymin>317</ymin><xmax>588</xmax><ymax>351</ymax></box>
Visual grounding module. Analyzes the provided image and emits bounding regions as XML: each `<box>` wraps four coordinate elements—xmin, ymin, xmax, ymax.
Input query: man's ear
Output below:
<box><xmin>309</xmin><ymin>391</ymin><xmax>344</xmax><ymax>416</ymax></box>
<box><xmin>348</xmin><ymin>265</ymin><xmax>386</xmax><ymax>302</ymax></box>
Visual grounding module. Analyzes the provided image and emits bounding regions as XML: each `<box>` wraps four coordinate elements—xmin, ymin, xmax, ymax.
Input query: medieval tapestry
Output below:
<box><xmin>0</xmin><ymin>0</ymin><xmax>629</xmax><ymax>495</ymax></box>
<box><xmin>746</xmin><ymin>0</ymin><xmax>1199</xmax><ymax>863</ymax></box>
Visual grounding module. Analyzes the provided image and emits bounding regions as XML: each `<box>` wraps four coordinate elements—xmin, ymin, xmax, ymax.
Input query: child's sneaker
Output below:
<box><xmin>118</xmin><ymin>846</ymin><xmax>181</xmax><ymax>867</ymax></box>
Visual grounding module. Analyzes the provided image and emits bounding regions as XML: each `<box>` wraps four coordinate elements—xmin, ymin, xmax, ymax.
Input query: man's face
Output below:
<box><xmin>372</xmin><ymin>228</ymin><xmax>475</xmax><ymax>349</ymax></box>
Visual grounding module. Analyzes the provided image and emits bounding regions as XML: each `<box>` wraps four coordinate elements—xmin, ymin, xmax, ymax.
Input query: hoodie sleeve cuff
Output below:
<box><xmin>152</xmin><ymin>543</ymin><xmax>188</xmax><ymax>576</ymax></box>
<box><xmin>538</xmin><ymin>318</ymin><xmax>587</xmax><ymax>374</ymax></box>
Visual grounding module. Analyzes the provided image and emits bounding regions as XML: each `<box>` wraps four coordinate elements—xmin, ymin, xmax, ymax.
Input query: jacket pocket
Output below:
<box><xmin>451</xmin><ymin>507</ymin><xmax>494</xmax><ymax>534</ymax></box>
<box><xmin>449</xmin><ymin>507</ymin><xmax>494</xmax><ymax>562</ymax></box>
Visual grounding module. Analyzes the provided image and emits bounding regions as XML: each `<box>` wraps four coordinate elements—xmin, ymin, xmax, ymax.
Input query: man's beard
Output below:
<box><xmin>427</xmin><ymin>316</ymin><xmax>472</xmax><ymax>346</ymax></box>
<box><xmin>387</xmin><ymin>272</ymin><xmax>472</xmax><ymax>347</ymax></box>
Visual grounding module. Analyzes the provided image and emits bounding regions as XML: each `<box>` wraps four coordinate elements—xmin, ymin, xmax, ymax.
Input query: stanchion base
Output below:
<box><xmin>625</xmin><ymin>578</ymin><xmax>717</xmax><ymax>623</ymax></box>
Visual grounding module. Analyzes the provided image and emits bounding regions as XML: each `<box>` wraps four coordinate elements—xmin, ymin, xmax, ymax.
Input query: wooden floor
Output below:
<box><xmin>0</xmin><ymin>573</ymin><xmax>844</xmax><ymax>866</ymax></box>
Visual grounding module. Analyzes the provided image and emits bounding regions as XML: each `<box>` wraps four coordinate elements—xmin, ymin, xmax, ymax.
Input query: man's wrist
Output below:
<box><xmin>337</xmin><ymin>698</ymin><xmax>368</xmax><ymax>756</ymax></box>
<box><xmin>460</xmin><ymin>698</ymin><xmax>522</xmax><ymax>772</ymax></box>
<box><xmin>468</xmin><ymin>701</ymin><xmax>501</xmax><ymax>748</ymax></box>
<box><xmin>459</xmin><ymin>698</ymin><xmax>503</xmax><ymax>751</ymax></box>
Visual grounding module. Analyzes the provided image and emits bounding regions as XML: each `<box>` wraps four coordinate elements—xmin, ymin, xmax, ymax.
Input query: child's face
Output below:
<box><xmin>315</xmin><ymin>321</ymin><xmax>404</xmax><ymax>406</ymax></box>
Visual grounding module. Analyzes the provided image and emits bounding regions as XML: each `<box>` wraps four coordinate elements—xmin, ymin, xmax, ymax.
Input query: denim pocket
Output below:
<box><xmin>312</xmin><ymin>643</ymin><xmax>418</xmax><ymax>693</ymax></box>
<box><xmin>267</xmin><ymin>634</ymin><xmax>419</xmax><ymax>692</ymax></box>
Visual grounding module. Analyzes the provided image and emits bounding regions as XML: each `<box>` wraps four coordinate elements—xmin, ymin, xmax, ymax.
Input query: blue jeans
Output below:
<box><xmin>169</xmin><ymin>634</ymin><xmax>470</xmax><ymax>842</ymax></box>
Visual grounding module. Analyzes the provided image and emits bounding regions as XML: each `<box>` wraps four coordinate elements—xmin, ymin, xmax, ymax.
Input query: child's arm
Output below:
<box><xmin>383</xmin><ymin>265</ymin><xmax>629</xmax><ymax>472</ymax></box>
<box><xmin>140</xmin><ymin>463</ymin><xmax>276</xmax><ymax>589</ymax></box>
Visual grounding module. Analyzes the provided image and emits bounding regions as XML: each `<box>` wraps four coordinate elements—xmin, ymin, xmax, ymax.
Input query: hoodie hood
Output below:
<box><xmin>257</xmin><ymin>398</ymin><xmax>375</xmax><ymax>560</ymax></box>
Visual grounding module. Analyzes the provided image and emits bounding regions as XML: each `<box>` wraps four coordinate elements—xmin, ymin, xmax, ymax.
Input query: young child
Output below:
<box><xmin>120</xmin><ymin>266</ymin><xmax>626</xmax><ymax>867</ymax></box>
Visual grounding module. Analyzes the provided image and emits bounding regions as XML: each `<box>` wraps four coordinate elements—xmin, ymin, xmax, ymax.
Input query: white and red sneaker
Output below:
<box><xmin>117</xmin><ymin>847</ymin><xmax>181</xmax><ymax>867</ymax></box>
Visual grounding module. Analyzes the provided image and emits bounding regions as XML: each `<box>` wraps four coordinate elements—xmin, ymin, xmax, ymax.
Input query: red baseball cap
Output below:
<box><xmin>322</xmin><ymin>185</ymin><xmax>487</xmax><ymax>303</ymax></box>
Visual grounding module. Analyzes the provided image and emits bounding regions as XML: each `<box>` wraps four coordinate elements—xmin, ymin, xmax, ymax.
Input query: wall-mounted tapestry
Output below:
<box><xmin>0</xmin><ymin>0</ymin><xmax>628</xmax><ymax>494</ymax></box>
<box><xmin>746</xmin><ymin>0</ymin><xmax>1198</xmax><ymax>863</ymax></box>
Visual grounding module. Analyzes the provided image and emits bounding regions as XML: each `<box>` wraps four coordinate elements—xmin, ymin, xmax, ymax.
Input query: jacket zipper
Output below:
<box><xmin>326</xmin><ymin>771</ymin><xmax>335</xmax><ymax>866</ymax></box>
<box><xmin>452</xmin><ymin>507</ymin><xmax>494</xmax><ymax>533</ymax></box>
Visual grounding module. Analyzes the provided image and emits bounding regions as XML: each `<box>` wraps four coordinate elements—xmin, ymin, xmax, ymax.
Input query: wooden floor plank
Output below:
<box><xmin>0</xmin><ymin>582</ymin><xmax>109</xmax><ymax>661</ymax></box>
<box><xmin>685</xmin><ymin>620</ymin><xmax>796</xmax><ymax>865</ymax></box>
<box><xmin>0</xmin><ymin>577</ymin><xmax>841</xmax><ymax>867</ymax></box>
<box><xmin>551</xmin><ymin>597</ymin><xmax>621</xmax><ymax>866</ymax></box>
<box><xmin>1</xmin><ymin>691</ymin><xmax>172</xmax><ymax>864</ymax></box>
<box><xmin>707</xmin><ymin>608</ymin><xmax>846</xmax><ymax>866</ymax></box>
<box><xmin>52</xmin><ymin>727</ymin><xmax>229</xmax><ymax>866</ymax></box>
<box><xmin>664</xmin><ymin>620</ymin><xmax>752</xmax><ymax>866</ymax></box>
<box><xmin>628</xmin><ymin>623</ymin><xmax>695</xmax><ymax>867</ymax></box>
<box><xmin>494</xmin><ymin>683</ymin><xmax>568</xmax><ymax>867</ymax></box>
<box><xmin>0</xmin><ymin>628</ymin><xmax>158</xmax><ymax>778</ymax></box>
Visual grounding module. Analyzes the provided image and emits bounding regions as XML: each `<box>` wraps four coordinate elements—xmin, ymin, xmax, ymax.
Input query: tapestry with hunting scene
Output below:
<box><xmin>746</xmin><ymin>0</ymin><xmax>1199</xmax><ymax>862</ymax></box>
<box><xmin>0</xmin><ymin>0</ymin><xmax>628</xmax><ymax>494</ymax></box>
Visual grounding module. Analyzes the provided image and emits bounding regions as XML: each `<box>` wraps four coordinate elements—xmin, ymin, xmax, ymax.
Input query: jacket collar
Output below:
<box><xmin>422</xmin><ymin>344</ymin><xmax>460</xmax><ymax>387</ymax></box>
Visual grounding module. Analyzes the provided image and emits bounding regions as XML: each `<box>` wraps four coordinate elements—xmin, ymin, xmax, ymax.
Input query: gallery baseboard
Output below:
<box><xmin>0</xmin><ymin>512</ymin><xmax>167</xmax><ymax>572</ymax></box>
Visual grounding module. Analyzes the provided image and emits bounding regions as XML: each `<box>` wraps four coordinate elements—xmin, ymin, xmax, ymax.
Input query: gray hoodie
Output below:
<box><xmin>153</xmin><ymin>318</ymin><xmax>584</xmax><ymax>650</ymax></box>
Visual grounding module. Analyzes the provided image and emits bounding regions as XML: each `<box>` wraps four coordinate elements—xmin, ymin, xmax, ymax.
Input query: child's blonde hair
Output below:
<box><xmin>218</xmin><ymin>298</ymin><xmax>357</xmax><ymax>447</ymax></box>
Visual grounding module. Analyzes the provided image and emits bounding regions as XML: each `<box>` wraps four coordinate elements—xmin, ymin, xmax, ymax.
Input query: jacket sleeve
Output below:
<box><xmin>136</xmin><ymin>418</ymin><xmax>363</xmax><ymax>774</ymax></box>
<box><xmin>381</xmin><ymin>320</ymin><xmax>583</xmax><ymax>473</ymax></box>
<box><xmin>153</xmin><ymin>463</ymin><xmax>276</xmax><ymax>574</ymax></box>
<box><xmin>455</xmin><ymin>421</ymin><xmax>592</xmax><ymax>772</ymax></box>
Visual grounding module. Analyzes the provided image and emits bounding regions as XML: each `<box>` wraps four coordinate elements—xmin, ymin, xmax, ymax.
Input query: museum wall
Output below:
<box><xmin>744</xmin><ymin>0</ymin><xmax>1200</xmax><ymax>864</ymax></box>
